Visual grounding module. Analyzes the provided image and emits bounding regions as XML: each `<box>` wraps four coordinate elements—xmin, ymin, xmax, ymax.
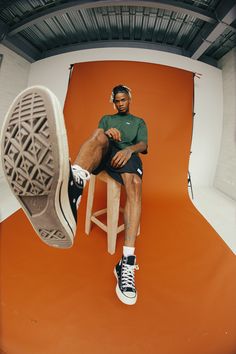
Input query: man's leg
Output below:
<box><xmin>73</xmin><ymin>128</ymin><xmax>109</xmax><ymax>173</ymax></box>
<box><xmin>114</xmin><ymin>173</ymin><xmax>141</xmax><ymax>305</ymax></box>
<box><xmin>71</xmin><ymin>128</ymin><xmax>109</xmax><ymax>186</ymax></box>
<box><xmin>122</xmin><ymin>173</ymin><xmax>142</xmax><ymax>247</ymax></box>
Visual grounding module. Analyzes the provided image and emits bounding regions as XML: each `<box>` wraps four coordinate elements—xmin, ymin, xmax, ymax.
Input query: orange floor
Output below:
<box><xmin>1</xmin><ymin>62</ymin><xmax>236</xmax><ymax>354</ymax></box>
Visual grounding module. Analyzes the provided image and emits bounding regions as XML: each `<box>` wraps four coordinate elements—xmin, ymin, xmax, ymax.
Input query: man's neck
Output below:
<box><xmin>117</xmin><ymin>111</ymin><xmax>130</xmax><ymax>115</ymax></box>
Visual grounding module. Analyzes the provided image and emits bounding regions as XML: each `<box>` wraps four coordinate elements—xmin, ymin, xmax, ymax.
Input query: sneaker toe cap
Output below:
<box><xmin>123</xmin><ymin>291</ymin><xmax>136</xmax><ymax>299</ymax></box>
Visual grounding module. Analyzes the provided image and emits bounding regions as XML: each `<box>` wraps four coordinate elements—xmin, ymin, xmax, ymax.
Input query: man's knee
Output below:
<box><xmin>131</xmin><ymin>174</ymin><xmax>142</xmax><ymax>187</ymax></box>
<box><xmin>123</xmin><ymin>174</ymin><xmax>142</xmax><ymax>196</ymax></box>
<box><xmin>90</xmin><ymin>128</ymin><xmax>108</xmax><ymax>147</ymax></box>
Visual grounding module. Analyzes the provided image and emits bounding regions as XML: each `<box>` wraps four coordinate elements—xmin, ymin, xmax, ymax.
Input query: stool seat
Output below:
<box><xmin>85</xmin><ymin>171</ymin><xmax>124</xmax><ymax>255</ymax></box>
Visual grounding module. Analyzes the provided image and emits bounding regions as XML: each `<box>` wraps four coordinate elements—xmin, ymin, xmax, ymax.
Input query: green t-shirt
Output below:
<box><xmin>98</xmin><ymin>113</ymin><xmax>148</xmax><ymax>152</ymax></box>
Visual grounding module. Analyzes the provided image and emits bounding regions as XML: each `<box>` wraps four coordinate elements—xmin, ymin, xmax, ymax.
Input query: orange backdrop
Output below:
<box><xmin>1</xmin><ymin>61</ymin><xmax>236</xmax><ymax>354</ymax></box>
<box><xmin>64</xmin><ymin>61</ymin><xmax>193</xmax><ymax>200</ymax></box>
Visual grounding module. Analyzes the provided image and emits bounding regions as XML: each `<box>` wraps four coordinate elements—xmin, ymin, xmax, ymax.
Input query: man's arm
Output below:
<box><xmin>104</xmin><ymin>127</ymin><xmax>121</xmax><ymax>141</ymax></box>
<box><xmin>103</xmin><ymin>127</ymin><xmax>147</xmax><ymax>168</ymax></box>
<box><xmin>124</xmin><ymin>141</ymin><xmax>147</xmax><ymax>154</ymax></box>
<box><xmin>111</xmin><ymin>141</ymin><xmax>147</xmax><ymax>168</ymax></box>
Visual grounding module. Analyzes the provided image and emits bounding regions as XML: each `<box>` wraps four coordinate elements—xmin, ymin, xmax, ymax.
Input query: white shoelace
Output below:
<box><xmin>121</xmin><ymin>263</ymin><xmax>139</xmax><ymax>290</ymax></box>
<box><xmin>72</xmin><ymin>165</ymin><xmax>90</xmax><ymax>186</ymax></box>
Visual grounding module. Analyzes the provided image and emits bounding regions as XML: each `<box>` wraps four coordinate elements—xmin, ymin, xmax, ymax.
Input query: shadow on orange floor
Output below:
<box><xmin>1</xmin><ymin>61</ymin><xmax>236</xmax><ymax>354</ymax></box>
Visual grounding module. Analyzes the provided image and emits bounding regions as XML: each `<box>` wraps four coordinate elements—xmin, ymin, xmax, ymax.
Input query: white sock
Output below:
<box><xmin>123</xmin><ymin>246</ymin><xmax>135</xmax><ymax>257</ymax></box>
<box><xmin>72</xmin><ymin>164</ymin><xmax>90</xmax><ymax>187</ymax></box>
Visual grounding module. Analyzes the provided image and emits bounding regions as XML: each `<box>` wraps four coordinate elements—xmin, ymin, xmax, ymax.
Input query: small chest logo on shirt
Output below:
<box><xmin>126</xmin><ymin>122</ymin><xmax>131</xmax><ymax>125</ymax></box>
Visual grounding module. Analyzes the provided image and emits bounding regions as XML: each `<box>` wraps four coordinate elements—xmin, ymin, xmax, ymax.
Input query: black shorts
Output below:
<box><xmin>92</xmin><ymin>142</ymin><xmax>143</xmax><ymax>185</ymax></box>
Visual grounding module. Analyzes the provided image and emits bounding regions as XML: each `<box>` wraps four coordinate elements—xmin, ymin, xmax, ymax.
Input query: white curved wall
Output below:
<box><xmin>28</xmin><ymin>48</ymin><xmax>223</xmax><ymax>188</ymax></box>
<box><xmin>0</xmin><ymin>44</ymin><xmax>31</xmax><ymax>182</ymax></box>
<box><xmin>215</xmin><ymin>48</ymin><xmax>236</xmax><ymax>200</ymax></box>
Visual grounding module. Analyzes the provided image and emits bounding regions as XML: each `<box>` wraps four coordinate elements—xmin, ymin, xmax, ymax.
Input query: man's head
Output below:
<box><xmin>111</xmin><ymin>85</ymin><xmax>131</xmax><ymax>114</ymax></box>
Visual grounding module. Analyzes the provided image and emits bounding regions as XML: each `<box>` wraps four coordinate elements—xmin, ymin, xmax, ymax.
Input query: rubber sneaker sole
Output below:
<box><xmin>0</xmin><ymin>86</ymin><xmax>76</xmax><ymax>248</ymax></box>
<box><xmin>113</xmin><ymin>268</ymin><xmax>137</xmax><ymax>305</ymax></box>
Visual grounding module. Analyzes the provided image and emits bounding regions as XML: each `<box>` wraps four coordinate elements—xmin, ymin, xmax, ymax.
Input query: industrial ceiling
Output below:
<box><xmin>0</xmin><ymin>0</ymin><xmax>235</xmax><ymax>66</ymax></box>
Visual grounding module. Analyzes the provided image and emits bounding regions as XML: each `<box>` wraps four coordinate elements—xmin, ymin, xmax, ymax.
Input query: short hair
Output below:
<box><xmin>110</xmin><ymin>84</ymin><xmax>132</xmax><ymax>102</ymax></box>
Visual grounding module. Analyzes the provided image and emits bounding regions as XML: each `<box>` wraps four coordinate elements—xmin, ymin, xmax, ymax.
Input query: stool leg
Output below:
<box><xmin>107</xmin><ymin>178</ymin><xmax>121</xmax><ymax>255</ymax></box>
<box><xmin>85</xmin><ymin>174</ymin><xmax>96</xmax><ymax>235</ymax></box>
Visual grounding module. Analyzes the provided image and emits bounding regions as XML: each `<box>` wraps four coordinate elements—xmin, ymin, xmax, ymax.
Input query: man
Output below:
<box><xmin>1</xmin><ymin>84</ymin><xmax>148</xmax><ymax>305</ymax></box>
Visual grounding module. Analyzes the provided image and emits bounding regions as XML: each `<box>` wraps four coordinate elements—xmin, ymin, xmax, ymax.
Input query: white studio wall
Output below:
<box><xmin>215</xmin><ymin>48</ymin><xmax>236</xmax><ymax>201</ymax></box>
<box><xmin>0</xmin><ymin>44</ymin><xmax>31</xmax><ymax>183</ymax></box>
<box><xmin>28</xmin><ymin>47</ymin><xmax>223</xmax><ymax>188</ymax></box>
<box><xmin>0</xmin><ymin>44</ymin><xmax>31</xmax><ymax>130</ymax></box>
<box><xmin>0</xmin><ymin>44</ymin><xmax>31</xmax><ymax>220</ymax></box>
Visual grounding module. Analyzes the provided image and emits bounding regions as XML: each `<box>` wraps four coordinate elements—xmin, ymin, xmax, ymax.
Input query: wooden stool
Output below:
<box><xmin>85</xmin><ymin>171</ymin><xmax>125</xmax><ymax>255</ymax></box>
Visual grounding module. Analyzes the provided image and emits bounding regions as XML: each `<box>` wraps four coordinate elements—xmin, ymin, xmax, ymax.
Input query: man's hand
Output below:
<box><xmin>111</xmin><ymin>148</ymin><xmax>132</xmax><ymax>168</ymax></box>
<box><xmin>105</xmin><ymin>128</ymin><xmax>121</xmax><ymax>141</ymax></box>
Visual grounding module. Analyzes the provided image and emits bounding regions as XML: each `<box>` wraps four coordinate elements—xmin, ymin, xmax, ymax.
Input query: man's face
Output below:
<box><xmin>114</xmin><ymin>92</ymin><xmax>130</xmax><ymax>114</ymax></box>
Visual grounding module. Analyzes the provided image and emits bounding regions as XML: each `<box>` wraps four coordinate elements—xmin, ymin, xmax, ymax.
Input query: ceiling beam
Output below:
<box><xmin>0</xmin><ymin>0</ymin><xmax>17</xmax><ymax>12</ymax></box>
<box><xmin>0</xmin><ymin>18</ymin><xmax>9</xmax><ymax>41</ymax></box>
<box><xmin>41</xmin><ymin>39</ymin><xmax>190</xmax><ymax>58</ymax></box>
<box><xmin>1</xmin><ymin>36</ymin><xmax>41</xmax><ymax>62</ymax></box>
<box><xmin>199</xmin><ymin>54</ymin><xmax>218</xmax><ymax>67</ymax></box>
<box><xmin>190</xmin><ymin>0</ymin><xmax>236</xmax><ymax>60</ymax></box>
<box><xmin>7</xmin><ymin>0</ymin><xmax>216</xmax><ymax>37</ymax></box>
<box><xmin>41</xmin><ymin>39</ymin><xmax>217</xmax><ymax>66</ymax></box>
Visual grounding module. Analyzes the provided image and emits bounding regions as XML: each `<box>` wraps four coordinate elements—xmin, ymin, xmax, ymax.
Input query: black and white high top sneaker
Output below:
<box><xmin>0</xmin><ymin>85</ymin><xmax>89</xmax><ymax>248</ymax></box>
<box><xmin>114</xmin><ymin>255</ymin><xmax>139</xmax><ymax>305</ymax></box>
